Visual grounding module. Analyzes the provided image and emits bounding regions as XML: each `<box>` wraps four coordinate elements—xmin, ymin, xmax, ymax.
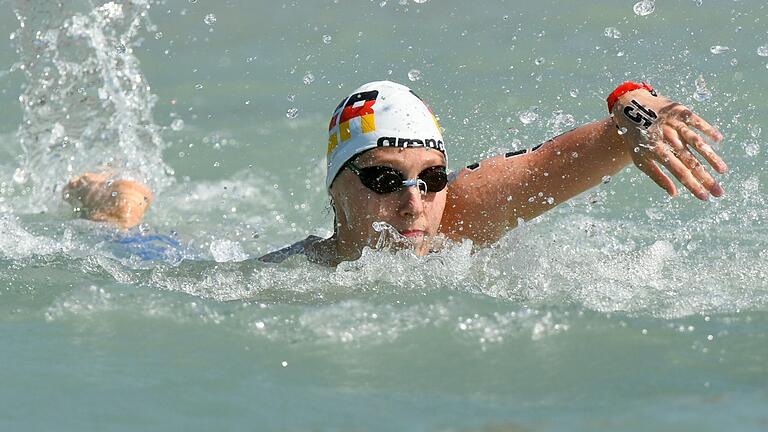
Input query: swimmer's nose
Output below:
<box><xmin>398</xmin><ymin>182</ymin><xmax>425</xmax><ymax>219</ymax></box>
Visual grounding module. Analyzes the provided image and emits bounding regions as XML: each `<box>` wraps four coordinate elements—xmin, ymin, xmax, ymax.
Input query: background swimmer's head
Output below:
<box><xmin>325</xmin><ymin>81</ymin><xmax>447</xmax><ymax>257</ymax></box>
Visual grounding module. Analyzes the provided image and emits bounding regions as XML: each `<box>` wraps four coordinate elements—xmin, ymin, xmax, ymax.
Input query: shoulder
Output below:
<box><xmin>258</xmin><ymin>235</ymin><xmax>324</xmax><ymax>264</ymax></box>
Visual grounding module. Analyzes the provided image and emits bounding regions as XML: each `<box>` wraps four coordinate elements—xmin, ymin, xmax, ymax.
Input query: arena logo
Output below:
<box><xmin>377</xmin><ymin>136</ymin><xmax>446</xmax><ymax>154</ymax></box>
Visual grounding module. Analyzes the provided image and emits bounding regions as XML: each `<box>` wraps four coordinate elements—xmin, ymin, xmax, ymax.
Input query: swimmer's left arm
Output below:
<box><xmin>441</xmin><ymin>88</ymin><xmax>727</xmax><ymax>244</ymax></box>
<box><xmin>441</xmin><ymin>119</ymin><xmax>631</xmax><ymax>243</ymax></box>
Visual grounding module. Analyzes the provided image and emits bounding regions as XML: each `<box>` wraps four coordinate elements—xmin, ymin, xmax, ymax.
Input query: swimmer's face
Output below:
<box><xmin>330</xmin><ymin>147</ymin><xmax>448</xmax><ymax>257</ymax></box>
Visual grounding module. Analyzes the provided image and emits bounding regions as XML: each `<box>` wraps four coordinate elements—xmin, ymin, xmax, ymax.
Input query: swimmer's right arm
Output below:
<box><xmin>63</xmin><ymin>172</ymin><xmax>153</xmax><ymax>229</ymax></box>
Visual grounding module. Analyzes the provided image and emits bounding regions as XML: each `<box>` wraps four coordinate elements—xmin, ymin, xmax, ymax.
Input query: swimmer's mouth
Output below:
<box><xmin>399</xmin><ymin>229</ymin><xmax>426</xmax><ymax>238</ymax></box>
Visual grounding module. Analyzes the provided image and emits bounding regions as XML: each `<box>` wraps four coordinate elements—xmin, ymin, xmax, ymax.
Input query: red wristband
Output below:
<box><xmin>606</xmin><ymin>81</ymin><xmax>655</xmax><ymax>113</ymax></box>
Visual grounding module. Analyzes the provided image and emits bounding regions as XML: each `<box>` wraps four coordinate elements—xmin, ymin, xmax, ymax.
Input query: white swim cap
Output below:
<box><xmin>325</xmin><ymin>80</ymin><xmax>445</xmax><ymax>191</ymax></box>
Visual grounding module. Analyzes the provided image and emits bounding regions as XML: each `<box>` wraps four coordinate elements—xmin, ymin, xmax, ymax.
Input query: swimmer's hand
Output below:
<box><xmin>611</xmin><ymin>90</ymin><xmax>727</xmax><ymax>200</ymax></box>
<box><xmin>63</xmin><ymin>172</ymin><xmax>153</xmax><ymax>229</ymax></box>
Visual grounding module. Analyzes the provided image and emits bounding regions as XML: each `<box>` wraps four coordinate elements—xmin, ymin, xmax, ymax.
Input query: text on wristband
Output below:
<box><xmin>623</xmin><ymin>99</ymin><xmax>658</xmax><ymax>129</ymax></box>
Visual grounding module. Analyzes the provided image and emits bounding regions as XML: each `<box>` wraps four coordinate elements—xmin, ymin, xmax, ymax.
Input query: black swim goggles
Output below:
<box><xmin>345</xmin><ymin>161</ymin><xmax>448</xmax><ymax>195</ymax></box>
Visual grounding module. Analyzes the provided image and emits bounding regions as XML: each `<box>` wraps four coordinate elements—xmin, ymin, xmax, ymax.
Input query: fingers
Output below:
<box><xmin>669</xmin><ymin>119</ymin><xmax>728</xmax><ymax>174</ymax></box>
<box><xmin>687</xmin><ymin>112</ymin><xmax>724</xmax><ymax>143</ymax></box>
<box><xmin>652</xmin><ymin>144</ymin><xmax>708</xmax><ymax>200</ymax></box>
<box><xmin>670</xmin><ymin>106</ymin><xmax>724</xmax><ymax>143</ymax></box>
<box><xmin>674</xmin><ymin>149</ymin><xmax>725</xmax><ymax>198</ymax></box>
<box><xmin>625</xmin><ymin>102</ymin><xmax>728</xmax><ymax>200</ymax></box>
<box><xmin>662</xmin><ymin>126</ymin><xmax>725</xmax><ymax>197</ymax></box>
<box><xmin>633</xmin><ymin>154</ymin><xmax>677</xmax><ymax>197</ymax></box>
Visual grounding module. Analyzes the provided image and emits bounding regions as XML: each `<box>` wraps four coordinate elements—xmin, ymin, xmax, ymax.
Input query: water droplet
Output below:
<box><xmin>111</xmin><ymin>191</ymin><xmax>118</xmax><ymax>197</ymax></box>
<box><xmin>115</xmin><ymin>43</ymin><xmax>127</xmax><ymax>54</ymax></box>
<box><xmin>534</xmin><ymin>57</ymin><xmax>545</xmax><ymax>65</ymax></box>
<box><xmin>634</xmin><ymin>147</ymin><xmax>641</xmax><ymax>153</ymax></box>
<box><xmin>603</xmin><ymin>27</ymin><xmax>622</xmax><ymax>39</ymax></box>
<box><xmin>602</xmin><ymin>175</ymin><xmax>612</xmax><ymax>184</ymax></box>
<box><xmin>286</xmin><ymin>107</ymin><xmax>299</xmax><ymax>119</ymax></box>
<box><xmin>528</xmin><ymin>196</ymin><xmax>535</xmax><ymax>203</ymax></box>
<box><xmin>139</xmin><ymin>223</ymin><xmax>150</xmax><ymax>234</ymax></box>
<box><xmin>203</xmin><ymin>13</ymin><xmax>216</xmax><ymax>25</ymax></box>
<box><xmin>154</xmin><ymin>32</ymin><xmax>164</xmax><ymax>40</ymax></box>
<box><xmin>281</xmin><ymin>361</ymin><xmax>288</xmax><ymax>367</ymax></box>
<box><xmin>303</xmin><ymin>72</ymin><xmax>315</xmax><ymax>85</ymax></box>
<box><xmin>693</xmin><ymin>75</ymin><xmax>711</xmax><ymax>102</ymax></box>
<box><xmin>633</xmin><ymin>0</ymin><xmax>655</xmax><ymax>16</ymax></box>
<box><xmin>745</xmin><ymin>142</ymin><xmax>760</xmax><ymax>156</ymax></box>
<box><xmin>730</xmin><ymin>58</ymin><xmax>738</xmax><ymax>66</ymax></box>
<box><xmin>749</xmin><ymin>124</ymin><xmax>762</xmax><ymax>138</ymax></box>
<box><xmin>170</xmin><ymin>119</ymin><xmax>185</xmax><ymax>131</ymax></box>
<box><xmin>710</xmin><ymin>45</ymin><xmax>730</xmax><ymax>54</ymax></box>
<box><xmin>553</xmin><ymin>112</ymin><xmax>575</xmax><ymax>130</ymax></box>
<box><xmin>546</xmin><ymin>196</ymin><xmax>555</xmax><ymax>205</ymax></box>
<box><xmin>194</xmin><ymin>83</ymin><xmax>204</xmax><ymax>90</ymax></box>
<box><xmin>757</xmin><ymin>45</ymin><xmax>768</xmax><ymax>57</ymax></box>
<box><xmin>379</xmin><ymin>0</ymin><xmax>387</xmax><ymax>6</ymax></box>
<box><xmin>693</xmin><ymin>0</ymin><xmax>702</xmax><ymax>6</ymax></box>
<box><xmin>617</xmin><ymin>127</ymin><xmax>628</xmax><ymax>135</ymax></box>
<box><xmin>413</xmin><ymin>0</ymin><xmax>428</xmax><ymax>3</ymax></box>
<box><xmin>569</xmin><ymin>88</ymin><xmax>579</xmax><ymax>97</ymax></box>
<box><xmin>287</xmin><ymin>94</ymin><xmax>296</xmax><ymax>102</ymax></box>
<box><xmin>518</xmin><ymin>107</ymin><xmax>538</xmax><ymax>124</ymax></box>
<box><xmin>188</xmin><ymin>0</ymin><xmax>198</xmax><ymax>3</ymax></box>
<box><xmin>12</xmin><ymin>168</ymin><xmax>27</xmax><ymax>184</ymax></box>
<box><xmin>407</xmin><ymin>69</ymin><xmax>422</xmax><ymax>81</ymax></box>
<box><xmin>322</xmin><ymin>35</ymin><xmax>332</xmax><ymax>44</ymax></box>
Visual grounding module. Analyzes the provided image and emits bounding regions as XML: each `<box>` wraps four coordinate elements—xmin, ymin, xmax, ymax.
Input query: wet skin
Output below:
<box><xmin>329</xmin><ymin>147</ymin><xmax>448</xmax><ymax>260</ymax></box>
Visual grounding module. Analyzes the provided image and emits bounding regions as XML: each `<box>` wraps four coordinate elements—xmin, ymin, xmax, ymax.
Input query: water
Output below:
<box><xmin>1</xmin><ymin>0</ymin><xmax>767</xmax><ymax>430</ymax></box>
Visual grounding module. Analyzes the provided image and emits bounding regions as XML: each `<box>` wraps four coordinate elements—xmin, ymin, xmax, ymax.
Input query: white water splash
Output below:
<box><xmin>8</xmin><ymin>0</ymin><xmax>173</xmax><ymax>212</ymax></box>
<box><xmin>210</xmin><ymin>239</ymin><xmax>249</xmax><ymax>262</ymax></box>
<box><xmin>0</xmin><ymin>215</ymin><xmax>73</xmax><ymax>259</ymax></box>
<box><xmin>693</xmin><ymin>74</ymin><xmax>712</xmax><ymax>101</ymax></box>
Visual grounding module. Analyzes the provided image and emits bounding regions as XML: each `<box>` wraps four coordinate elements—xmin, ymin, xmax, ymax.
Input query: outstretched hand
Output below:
<box><xmin>612</xmin><ymin>89</ymin><xmax>727</xmax><ymax>200</ymax></box>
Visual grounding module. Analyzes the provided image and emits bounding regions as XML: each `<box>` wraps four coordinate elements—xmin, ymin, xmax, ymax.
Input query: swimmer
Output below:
<box><xmin>63</xmin><ymin>172</ymin><xmax>185</xmax><ymax>263</ymax></box>
<box><xmin>65</xmin><ymin>80</ymin><xmax>727</xmax><ymax>266</ymax></box>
